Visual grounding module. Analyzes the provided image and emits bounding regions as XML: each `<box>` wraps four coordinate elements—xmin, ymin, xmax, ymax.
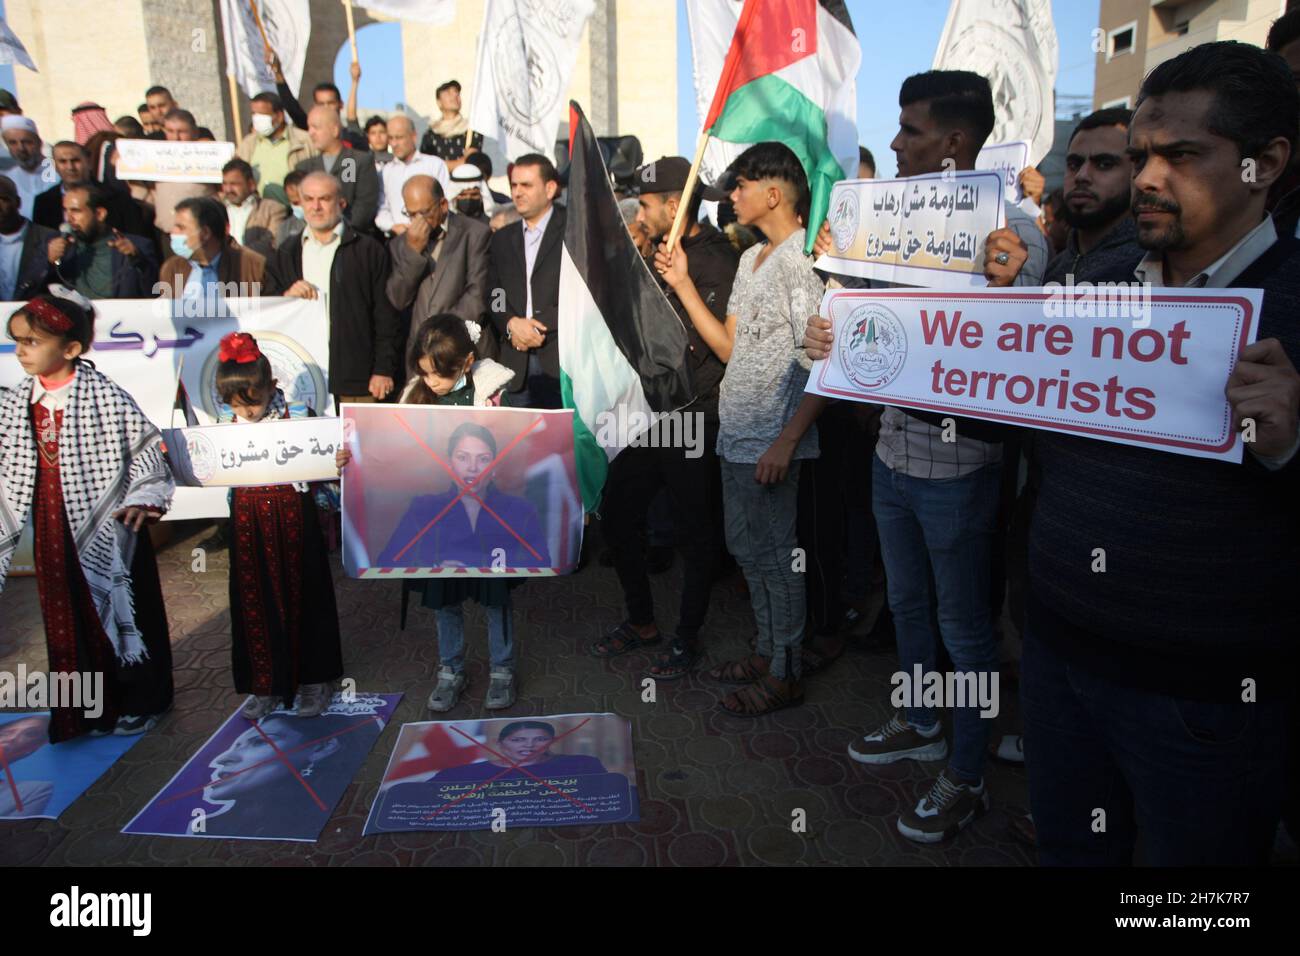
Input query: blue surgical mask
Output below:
<box><xmin>451</xmin><ymin>373</ymin><xmax>468</xmax><ymax>393</ymax></box>
<box><xmin>291</xmin><ymin>205</ymin><xmax>305</xmax><ymax>221</ymax></box>
<box><xmin>170</xmin><ymin>234</ymin><xmax>194</xmax><ymax>259</ymax></box>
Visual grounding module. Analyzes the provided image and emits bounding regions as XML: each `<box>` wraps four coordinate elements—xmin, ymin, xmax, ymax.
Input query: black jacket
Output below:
<box><xmin>33</xmin><ymin>183</ymin><xmax>149</xmax><ymax>237</ymax></box>
<box><xmin>262</xmin><ymin>222</ymin><xmax>401</xmax><ymax>395</ymax></box>
<box><xmin>9</xmin><ymin>218</ymin><xmax>56</xmax><ymax>300</ymax></box>
<box><xmin>664</xmin><ymin>223</ymin><xmax>738</xmax><ymax>422</ymax></box>
<box><xmin>486</xmin><ymin>203</ymin><xmax>566</xmax><ymax>391</ymax></box>
<box><xmin>52</xmin><ymin>230</ymin><xmax>158</xmax><ymax>298</ymax></box>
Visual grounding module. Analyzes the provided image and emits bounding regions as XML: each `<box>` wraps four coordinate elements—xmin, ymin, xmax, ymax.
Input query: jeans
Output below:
<box><xmin>871</xmin><ymin>455</ymin><xmax>1002</xmax><ymax>781</ymax></box>
<box><xmin>1021</xmin><ymin>629</ymin><xmax>1286</xmax><ymax>866</ymax></box>
<box><xmin>720</xmin><ymin>457</ymin><xmax>804</xmax><ymax>679</ymax></box>
<box><xmin>434</xmin><ymin>599</ymin><xmax>515</xmax><ymax>673</ymax></box>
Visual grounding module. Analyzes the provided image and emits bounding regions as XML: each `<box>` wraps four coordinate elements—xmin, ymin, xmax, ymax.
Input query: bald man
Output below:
<box><xmin>294</xmin><ymin>104</ymin><xmax>379</xmax><ymax>233</ymax></box>
<box><xmin>386</xmin><ymin>173</ymin><xmax>492</xmax><ymax>369</ymax></box>
<box><xmin>374</xmin><ymin>114</ymin><xmax>450</xmax><ymax>235</ymax></box>
<box><xmin>263</xmin><ymin>171</ymin><xmax>400</xmax><ymax>404</ymax></box>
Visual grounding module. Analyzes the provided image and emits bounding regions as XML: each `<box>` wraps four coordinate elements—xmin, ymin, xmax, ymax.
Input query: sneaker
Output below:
<box><xmin>294</xmin><ymin>682</ymin><xmax>333</xmax><ymax>718</ymax></box>
<box><xmin>113</xmin><ymin>713</ymin><xmax>162</xmax><ymax>736</ymax></box>
<box><xmin>485</xmin><ymin>669</ymin><xmax>516</xmax><ymax>710</ymax></box>
<box><xmin>897</xmin><ymin>770</ymin><xmax>989</xmax><ymax>843</ymax></box>
<box><xmin>994</xmin><ymin>733</ymin><xmax>1025</xmax><ymax>764</ymax></box>
<box><xmin>847</xmin><ymin>713</ymin><xmax>948</xmax><ymax>765</ymax></box>
<box><xmin>240</xmin><ymin>695</ymin><xmax>279</xmax><ymax>721</ymax></box>
<box><xmin>427</xmin><ymin>667</ymin><xmax>467</xmax><ymax>712</ymax></box>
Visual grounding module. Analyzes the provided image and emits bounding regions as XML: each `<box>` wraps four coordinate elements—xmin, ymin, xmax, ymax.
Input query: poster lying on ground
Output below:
<box><xmin>122</xmin><ymin>693</ymin><xmax>399</xmax><ymax>842</ymax></box>
<box><xmin>363</xmin><ymin>713</ymin><xmax>639</xmax><ymax>833</ymax></box>
<box><xmin>0</xmin><ymin>712</ymin><xmax>141</xmax><ymax>820</ymax></box>
<box><xmin>341</xmin><ymin>404</ymin><xmax>583</xmax><ymax>578</ymax></box>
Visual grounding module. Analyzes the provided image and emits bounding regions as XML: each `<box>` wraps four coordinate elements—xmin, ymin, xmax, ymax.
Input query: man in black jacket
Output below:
<box><xmin>263</xmin><ymin>171</ymin><xmax>400</xmax><ymax>405</ymax></box>
<box><xmin>487</xmin><ymin>153</ymin><xmax>566</xmax><ymax>408</ymax></box>
<box><xmin>0</xmin><ymin>174</ymin><xmax>54</xmax><ymax>300</ymax></box>
<box><xmin>590</xmin><ymin>157</ymin><xmax>737</xmax><ymax>679</ymax></box>
<box><xmin>295</xmin><ymin>106</ymin><xmax>379</xmax><ymax>235</ymax></box>
<box><xmin>46</xmin><ymin>182</ymin><xmax>157</xmax><ymax>298</ymax></box>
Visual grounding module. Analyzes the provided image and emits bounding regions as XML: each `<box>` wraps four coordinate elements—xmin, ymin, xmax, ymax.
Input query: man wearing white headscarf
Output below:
<box><xmin>446</xmin><ymin>162</ymin><xmax>495</xmax><ymax>225</ymax></box>
<box><xmin>0</xmin><ymin>115</ymin><xmax>53</xmax><ymax>219</ymax></box>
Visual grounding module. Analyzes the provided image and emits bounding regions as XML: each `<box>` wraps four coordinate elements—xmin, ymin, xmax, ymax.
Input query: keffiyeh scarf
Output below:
<box><xmin>0</xmin><ymin>363</ymin><xmax>174</xmax><ymax>662</ymax></box>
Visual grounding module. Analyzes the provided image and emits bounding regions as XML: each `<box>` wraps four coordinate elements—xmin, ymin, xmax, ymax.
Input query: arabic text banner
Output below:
<box><xmin>342</xmin><ymin>404</ymin><xmax>583</xmax><ymax>578</ymax></box>
<box><xmin>122</xmin><ymin>694</ymin><xmax>400</xmax><ymax>842</ymax></box>
<box><xmin>806</xmin><ymin>286</ymin><xmax>1262</xmax><ymax>462</ymax></box>
<box><xmin>165</xmin><ymin>417</ymin><xmax>342</xmax><ymax>487</ymax></box>
<box><xmin>816</xmin><ymin>172</ymin><xmax>1006</xmax><ymax>287</ymax></box>
<box><xmin>363</xmin><ymin>712</ymin><xmax>639</xmax><ymax>833</ymax></box>
<box><xmin>1</xmin><ymin>297</ymin><xmax>332</xmax><ymax>520</ymax></box>
<box><xmin>113</xmin><ymin>139</ymin><xmax>237</xmax><ymax>184</ymax></box>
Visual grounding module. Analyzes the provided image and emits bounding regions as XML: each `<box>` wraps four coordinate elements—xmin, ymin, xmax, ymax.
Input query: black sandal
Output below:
<box><xmin>589</xmin><ymin>621</ymin><xmax>662</xmax><ymax>659</ymax></box>
<box><xmin>719</xmin><ymin>674</ymin><xmax>805</xmax><ymax>718</ymax></box>
<box><xmin>647</xmin><ymin>640</ymin><xmax>696</xmax><ymax>681</ymax></box>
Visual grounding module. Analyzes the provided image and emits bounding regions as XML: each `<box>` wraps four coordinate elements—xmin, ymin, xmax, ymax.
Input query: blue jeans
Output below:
<box><xmin>871</xmin><ymin>455</ymin><xmax>1001</xmax><ymax>782</ymax></box>
<box><xmin>720</xmin><ymin>458</ymin><xmax>804</xmax><ymax>679</ymax></box>
<box><xmin>1021</xmin><ymin>629</ymin><xmax>1286</xmax><ymax>866</ymax></box>
<box><xmin>434</xmin><ymin>599</ymin><xmax>515</xmax><ymax>673</ymax></box>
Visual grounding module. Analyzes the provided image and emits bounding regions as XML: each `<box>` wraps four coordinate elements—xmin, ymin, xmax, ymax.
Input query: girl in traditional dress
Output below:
<box><xmin>215</xmin><ymin>332</ymin><xmax>342</xmax><ymax>720</ymax></box>
<box><xmin>0</xmin><ymin>289</ymin><xmax>174</xmax><ymax>741</ymax></box>
<box><xmin>337</xmin><ymin>315</ymin><xmax>529</xmax><ymax>713</ymax></box>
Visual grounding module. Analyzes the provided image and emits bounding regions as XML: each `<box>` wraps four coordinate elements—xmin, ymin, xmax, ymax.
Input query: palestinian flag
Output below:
<box><xmin>559</xmin><ymin>102</ymin><xmax>696</xmax><ymax>513</ymax></box>
<box><xmin>700</xmin><ymin>0</ymin><xmax>860</xmax><ymax>251</ymax></box>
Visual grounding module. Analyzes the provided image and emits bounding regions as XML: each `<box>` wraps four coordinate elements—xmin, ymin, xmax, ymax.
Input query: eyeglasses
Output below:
<box><xmin>401</xmin><ymin>207</ymin><xmax>438</xmax><ymax>220</ymax></box>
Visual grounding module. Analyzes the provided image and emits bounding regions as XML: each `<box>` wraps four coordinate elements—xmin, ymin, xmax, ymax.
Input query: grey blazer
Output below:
<box><xmin>385</xmin><ymin>212</ymin><xmax>492</xmax><ymax>371</ymax></box>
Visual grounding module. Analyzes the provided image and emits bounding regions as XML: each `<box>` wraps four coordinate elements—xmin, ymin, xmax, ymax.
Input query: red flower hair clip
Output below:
<box><xmin>218</xmin><ymin>332</ymin><xmax>262</xmax><ymax>364</ymax></box>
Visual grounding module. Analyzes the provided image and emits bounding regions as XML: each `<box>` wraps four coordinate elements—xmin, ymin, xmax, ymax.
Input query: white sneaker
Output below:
<box><xmin>897</xmin><ymin>770</ymin><xmax>990</xmax><ymax>844</ymax></box>
<box><xmin>848</xmin><ymin>713</ymin><xmax>949</xmax><ymax>764</ymax></box>
<box><xmin>995</xmin><ymin>733</ymin><xmax>1025</xmax><ymax>763</ymax></box>
<box><xmin>427</xmin><ymin>667</ymin><xmax>466</xmax><ymax>712</ymax></box>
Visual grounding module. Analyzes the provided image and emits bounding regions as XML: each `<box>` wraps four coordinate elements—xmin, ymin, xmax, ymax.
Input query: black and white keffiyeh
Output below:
<box><xmin>0</xmin><ymin>362</ymin><xmax>174</xmax><ymax>663</ymax></box>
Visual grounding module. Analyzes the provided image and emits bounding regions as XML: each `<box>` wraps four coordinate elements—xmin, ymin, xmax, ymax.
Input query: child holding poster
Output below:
<box><xmin>0</xmin><ymin>288</ymin><xmax>175</xmax><ymax>740</ymax></box>
<box><xmin>337</xmin><ymin>315</ymin><xmax>518</xmax><ymax>712</ymax></box>
<box><xmin>215</xmin><ymin>332</ymin><xmax>343</xmax><ymax>720</ymax></box>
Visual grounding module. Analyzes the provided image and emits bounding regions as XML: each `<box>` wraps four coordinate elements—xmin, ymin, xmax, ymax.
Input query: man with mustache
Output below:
<box><xmin>1021</xmin><ymin>41</ymin><xmax>1300</xmax><ymax>866</ymax></box>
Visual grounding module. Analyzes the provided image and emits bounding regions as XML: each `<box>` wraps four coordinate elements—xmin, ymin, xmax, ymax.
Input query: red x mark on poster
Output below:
<box><xmin>388</xmin><ymin>412</ymin><xmax>546</xmax><ymax>565</ymax></box>
<box><xmin>422</xmin><ymin>716</ymin><xmax>595</xmax><ymax>820</ymax></box>
<box><xmin>0</xmin><ymin>743</ymin><xmax>23</xmax><ymax>813</ymax></box>
<box><xmin>157</xmin><ymin>714</ymin><xmax>381</xmax><ymax>810</ymax></box>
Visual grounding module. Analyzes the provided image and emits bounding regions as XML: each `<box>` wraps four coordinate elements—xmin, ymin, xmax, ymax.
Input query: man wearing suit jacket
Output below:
<box><xmin>0</xmin><ymin>175</ymin><xmax>55</xmax><ymax>300</ymax></box>
<box><xmin>487</xmin><ymin>154</ymin><xmax>566</xmax><ymax>408</ymax></box>
<box><xmin>295</xmin><ymin>105</ymin><xmax>379</xmax><ymax>234</ymax></box>
<box><xmin>33</xmin><ymin>141</ymin><xmax>148</xmax><ymax>237</ymax></box>
<box><xmin>386</xmin><ymin>175</ymin><xmax>491</xmax><ymax>373</ymax></box>
<box><xmin>263</xmin><ymin>171</ymin><xmax>400</xmax><ymax>404</ymax></box>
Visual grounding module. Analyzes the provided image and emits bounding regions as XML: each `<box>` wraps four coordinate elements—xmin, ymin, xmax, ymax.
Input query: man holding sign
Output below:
<box><xmin>806</xmin><ymin>70</ymin><xmax>1049</xmax><ymax>845</ymax></box>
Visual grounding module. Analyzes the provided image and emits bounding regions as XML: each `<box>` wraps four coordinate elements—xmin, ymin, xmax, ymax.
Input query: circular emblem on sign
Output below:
<box><xmin>838</xmin><ymin>304</ymin><xmax>907</xmax><ymax>391</ymax></box>
<box><xmin>185</xmin><ymin>431</ymin><xmax>217</xmax><ymax>482</ymax></box>
<box><xmin>940</xmin><ymin>23</ymin><xmax>1046</xmax><ymax>157</ymax></box>
<box><xmin>492</xmin><ymin>13</ymin><xmax>562</xmax><ymax>130</ymax></box>
<box><xmin>199</xmin><ymin>330</ymin><xmax>326</xmax><ymax>417</ymax></box>
<box><xmin>830</xmin><ymin>188</ymin><xmax>859</xmax><ymax>254</ymax></box>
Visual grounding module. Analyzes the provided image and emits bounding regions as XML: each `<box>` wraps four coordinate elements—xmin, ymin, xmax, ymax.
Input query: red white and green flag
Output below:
<box><xmin>689</xmin><ymin>0</ymin><xmax>860</xmax><ymax>251</ymax></box>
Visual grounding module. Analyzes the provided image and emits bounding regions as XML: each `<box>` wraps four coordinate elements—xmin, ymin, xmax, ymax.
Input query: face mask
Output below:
<box><xmin>455</xmin><ymin>197</ymin><xmax>484</xmax><ymax>218</ymax></box>
<box><xmin>451</xmin><ymin>373</ymin><xmax>468</xmax><ymax>393</ymax></box>
<box><xmin>291</xmin><ymin>205</ymin><xmax>305</xmax><ymax>220</ymax></box>
<box><xmin>251</xmin><ymin>113</ymin><xmax>276</xmax><ymax>137</ymax></box>
<box><xmin>170</xmin><ymin>234</ymin><xmax>194</xmax><ymax>259</ymax></box>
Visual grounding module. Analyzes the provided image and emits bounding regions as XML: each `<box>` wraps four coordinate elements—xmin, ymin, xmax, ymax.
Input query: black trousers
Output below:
<box><xmin>602</xmin><ymin>419</ymin><xmax>721</xmax><ymax>642</ymax></box>
<box><xmin>799</xmin><ymin>405</ymin><xmax>856</xmax><ymax>636</ymax></box>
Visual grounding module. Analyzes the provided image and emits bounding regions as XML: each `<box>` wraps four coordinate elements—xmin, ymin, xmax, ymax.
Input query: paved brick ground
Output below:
<box><xmin>0</xmin><ymin>520</ymin><xmax>1034</xmax><ymax>866</ymax></box>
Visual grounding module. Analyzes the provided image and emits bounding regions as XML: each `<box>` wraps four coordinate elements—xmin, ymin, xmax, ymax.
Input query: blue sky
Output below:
<box><xmin>2</xmin><ymin>0</ymin><xmax>1098</xmax><ymax>162</ymax></box>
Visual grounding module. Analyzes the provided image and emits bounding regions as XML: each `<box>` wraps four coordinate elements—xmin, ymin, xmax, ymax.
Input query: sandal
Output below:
<box><xmin>647</xmin><ymin>639</ymin><xmax>696</xmax><ymax>682</ymax></box>
<box><xmin>589</xmin><ymin>621</ymin><xmax>662</xmax><ymax>659</ymax></box>
<box><xmin>719</xmin><ymin>674</ymin><xmax>805</xmax><ymax>718</ymax></box>
<box><xmin>707</xmin><ymin>653</ymin><xmax>770</xmax><ymax>684</ymax></box>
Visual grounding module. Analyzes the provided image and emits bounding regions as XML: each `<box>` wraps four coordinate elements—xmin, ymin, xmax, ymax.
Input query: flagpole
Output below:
<box><xmin>343</xmin><ymin>0</ymin><xmax>359</xmax><ymax>63</ymax></box>
<box><xmin>246</xmin><ymin>0</ymin><xmax>271</xmax><ymax>51</ymax></box>
<box><xmin>226</xmin><ymin>71</ymin><xmax>243</xmax><ymax>144</ymax></box>
<box><xmin>665</xmin><ymin>131</ymin><xmax>710</xmax><ymax>253</ymax></box>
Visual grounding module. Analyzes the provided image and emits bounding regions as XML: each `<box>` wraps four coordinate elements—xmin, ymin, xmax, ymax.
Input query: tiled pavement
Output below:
<box><xmin>0</xmin><ymin>520</ymin><xmax>1035</xmax><ymax>867</ymax></box>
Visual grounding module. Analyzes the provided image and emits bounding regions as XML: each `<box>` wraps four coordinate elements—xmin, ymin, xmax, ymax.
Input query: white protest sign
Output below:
<box><xmin>815</xmin><ymin>171</ymin><xmax>1005</xmax><ymax>288</ymax></box>
<box><xmin>1</xmin><ymin>297</ymin><xmax>332</xmax><ymax>519</ymax></box>
<box><xmin>165</xmin><ymin>417</ymin><xmax>342</xmax><ymax>487</ymax></box>
<box><xmin>806</xmin><ymin>285</ymin><xmax>1262</xmax><ymax>462</ymax></box>
<box><xmin>976</xmin><ymin>140</ymin><xmax>1030</xmax><ymax>204</ymax></box>
<box><xmin>114</xmin><ymin>139</ymin><xmax>236</xmax><ymax>183</ymax></box>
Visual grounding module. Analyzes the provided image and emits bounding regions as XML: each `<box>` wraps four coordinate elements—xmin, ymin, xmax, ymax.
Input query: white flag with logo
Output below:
<box><xmin>219</xmin><ymin>0</ymin><xmax>311</xmax><ymax>99</ymax></box>
<box><xmin>352</xmin><ymin>0</ymin><xmax>456</xmax><ymax>25</ymax></box>
<box><xmin>0</xmin><ymin>18</ymin><xmax>36</xmax><ymax>71</ymax></box>
<box><xmin>468</xmin><ymin>0</ymin><xmax>594</xmax><ymax>161</ymax></box>
<box><xmin>932</xmin><ymin>0</ymin><xmax>1058</xmax><ymax>165</ymax></box>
